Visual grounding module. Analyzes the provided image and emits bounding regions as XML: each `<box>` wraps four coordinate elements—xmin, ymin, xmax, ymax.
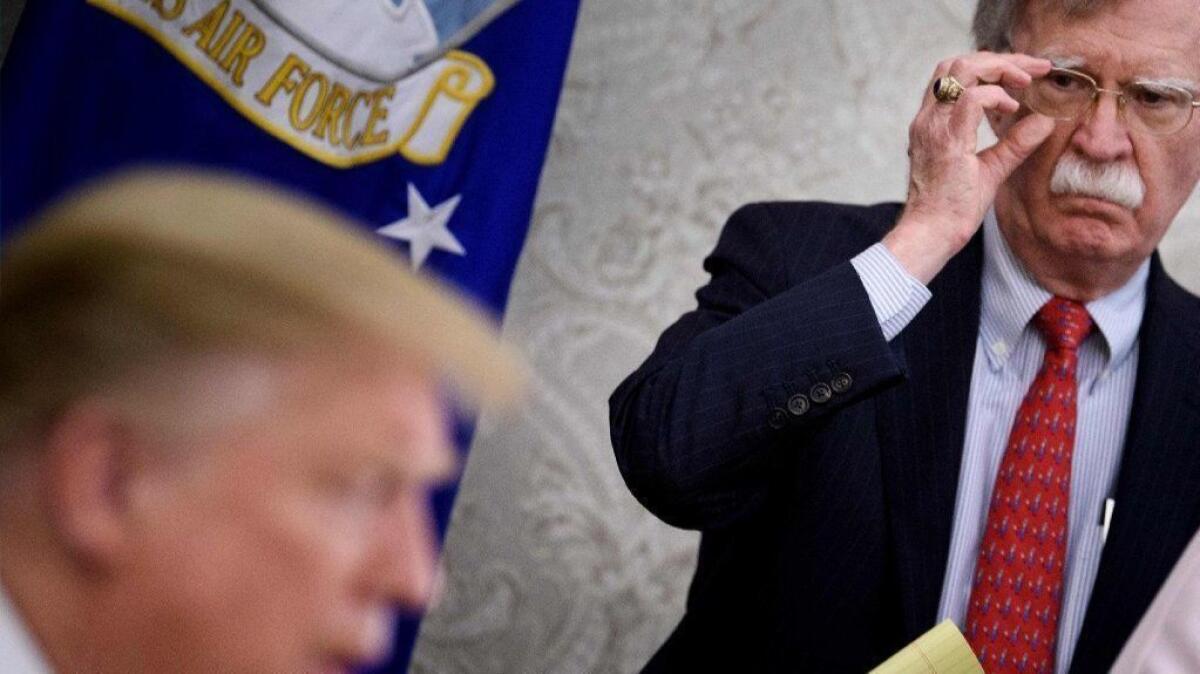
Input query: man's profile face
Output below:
<box><xmin>1000</xmin><ymin>0</ymin><xmax>1200</xmax><ymax>268</ymax></box>
<box><xmin>115</xmin><ymin>351</ymin><xmax>453</xmax><ymax>674</ymax></box>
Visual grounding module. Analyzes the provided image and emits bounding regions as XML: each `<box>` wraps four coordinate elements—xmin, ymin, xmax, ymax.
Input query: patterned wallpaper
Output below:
<box><xmin>412</xmin><ymin>1</ymin><xmax>1200</xmax><ymax>671</ymax></box>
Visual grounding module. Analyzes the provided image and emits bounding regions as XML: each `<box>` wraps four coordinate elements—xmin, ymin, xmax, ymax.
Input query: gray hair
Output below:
<box><xmin>972</xmin><ymin>0</ymin><xmax>1118</xmax><ymax>52</ymax></box>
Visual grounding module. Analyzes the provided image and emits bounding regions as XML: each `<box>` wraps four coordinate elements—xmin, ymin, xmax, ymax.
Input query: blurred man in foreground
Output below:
<box><xmin>0</xmin><ymin>170</ymin><xmax>523</xmax><ymax>674</ymax></box>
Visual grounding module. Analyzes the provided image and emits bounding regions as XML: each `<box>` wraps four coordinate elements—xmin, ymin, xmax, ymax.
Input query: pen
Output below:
<box><xmin>1099</xmin><ymin>497</ymin><xmax>1115</xmax><ymax>543</ymax></box>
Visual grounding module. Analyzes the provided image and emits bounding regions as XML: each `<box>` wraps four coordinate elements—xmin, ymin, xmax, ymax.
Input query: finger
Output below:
<box><xmin>978</xmin><ymin>113</ymin><xmax>1056</xmax><ymax>190</ymax></box>
<box><xmin>948</xmin><ymin>85</ymin><xmax>1021</xmax><ymax>140</ymax></box>
<box><xmin>993</xmin><ymin>52</ymin><xmax>1055</xmax><ymax>77</ymax></box>
<box><xmin>946</xmin><ymin>53</ymin><xmax>1052</xmax><ymax>89</ymax></box>
<box><xmin>947</xmin><ymin>52</ymin><xmax>1053</xmax><ymax>78</ymax></box>
<box><xmin>927</xmin><ymin>54</ymin><xmax>1052</xmax><ymax>108</ymax></box>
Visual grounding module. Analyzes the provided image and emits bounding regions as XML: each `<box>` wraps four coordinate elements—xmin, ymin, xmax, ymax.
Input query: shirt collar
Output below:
<box><xmin>0</xmin><ymin>581</ymin><xmax>54</xmax><ymax>674</ymax></box>
<box><xmin>979</xmin><ymin>208</ymin><xmax>1149</xmax><ymax>371</ymax></box>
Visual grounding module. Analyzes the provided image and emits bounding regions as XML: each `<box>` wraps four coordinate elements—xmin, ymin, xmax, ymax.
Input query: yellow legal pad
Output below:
<box><xmin>869</xmin><ymin>620</ymin><xmax>984</xmax><ymax>674</ymax></box>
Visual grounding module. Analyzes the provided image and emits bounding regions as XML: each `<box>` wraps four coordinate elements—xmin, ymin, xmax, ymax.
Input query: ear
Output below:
<box><xmin>41</xmin><ymin>402</ymin><xmax>140</xmax><ymax>571</ymax></box>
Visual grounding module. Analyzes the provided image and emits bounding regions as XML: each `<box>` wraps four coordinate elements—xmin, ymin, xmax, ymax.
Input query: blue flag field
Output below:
<box><xmin>1</xmin><ymin>0</ymin><xmax>580</xmax><ymax>668</ymax></box>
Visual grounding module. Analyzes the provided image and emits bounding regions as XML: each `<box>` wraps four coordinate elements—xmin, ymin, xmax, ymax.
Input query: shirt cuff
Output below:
<box><xmin>850</xmin><ymin>242</ymin><xmax>932</xmax><ymax>342</ymax></box>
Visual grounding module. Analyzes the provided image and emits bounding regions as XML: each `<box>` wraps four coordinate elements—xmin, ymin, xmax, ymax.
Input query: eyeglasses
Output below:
<box><xmin>1023</xmin><ymin>67</ymin><xmax>1200</xmax><ymax>136</ymax></box>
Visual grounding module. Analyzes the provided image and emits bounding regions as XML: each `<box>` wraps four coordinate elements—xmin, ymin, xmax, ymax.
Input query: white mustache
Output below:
<box><xmin>1049</xmin><ymin>153</ymin><xmax>1145</xmax><ymax>210</ymax></box>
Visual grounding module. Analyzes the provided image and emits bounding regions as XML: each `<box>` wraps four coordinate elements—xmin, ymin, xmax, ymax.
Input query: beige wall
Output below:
<box><xmin>415</xmin><ymin>0</ymin><xmax>1200</xmax><ymax>671</ymax></box>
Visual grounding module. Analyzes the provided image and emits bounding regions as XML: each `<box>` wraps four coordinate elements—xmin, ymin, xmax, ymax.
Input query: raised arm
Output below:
<box><xmin>609</xmin><ymin>202</ymin><xmax>907</xmax><ymax>529</ymax></box>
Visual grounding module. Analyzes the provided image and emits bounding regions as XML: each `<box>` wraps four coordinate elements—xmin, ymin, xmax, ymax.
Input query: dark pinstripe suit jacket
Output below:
<box><xmin>609</xmin><ymin>201</ymin><xmax>1200</xmax><ymax>673</ymax></box>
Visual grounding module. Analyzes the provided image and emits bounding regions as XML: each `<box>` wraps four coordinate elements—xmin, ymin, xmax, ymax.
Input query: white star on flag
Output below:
<box><xmin>377</xmin><ymin>183</ymin><xmax>466</xmax><ymax>269</ymax></box>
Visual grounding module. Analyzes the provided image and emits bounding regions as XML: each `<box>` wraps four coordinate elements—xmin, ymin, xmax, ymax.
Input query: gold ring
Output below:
<box><xmin>933</xmin><ymin>75</ymin><xmax>966</xmax><ymax>103</ymax></box>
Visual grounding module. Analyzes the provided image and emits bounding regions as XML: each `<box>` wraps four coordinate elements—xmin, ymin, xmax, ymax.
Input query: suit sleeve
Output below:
<box><xmin>609</xmin><ymin>203</ymin><xmax>910</xmax><ymax>529</ymax></box>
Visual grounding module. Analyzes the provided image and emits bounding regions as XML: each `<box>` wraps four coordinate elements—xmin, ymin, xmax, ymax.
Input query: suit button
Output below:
<box><xmin>769</xmin><ymin>408</ymin><xmax>789</xmax><ymax>429</ymax></box>
<box><xmin>831</xmin><ymin>372</ymin><xmax>853</xmax><ymax>394</ymax></box>
<box><xmin>787</xmin><ymin>394</ymin><xmax>810</xmax><ymax>416</ymax></box>
<box><xmin>810</xmin><ymin>382</ymin><xmax>833</xmax><ymax>403</ymax></box>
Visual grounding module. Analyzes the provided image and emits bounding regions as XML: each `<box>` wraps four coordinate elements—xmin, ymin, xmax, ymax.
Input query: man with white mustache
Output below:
<box><xmin>1051</xmin><ymin>152</ymin><xmax>1146</xmax><ymax>211</ymax></box>
<box><xmin>610</xmin><ymin>0</ymin><xmax>1200</xmax><ymax>672</ymax></box>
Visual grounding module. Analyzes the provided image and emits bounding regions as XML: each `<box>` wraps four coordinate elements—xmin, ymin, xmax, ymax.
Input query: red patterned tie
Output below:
<box><xmin>965</xmin><ymin>297</ymin><xmax>1092</xmax><ymax>674</ymax></box>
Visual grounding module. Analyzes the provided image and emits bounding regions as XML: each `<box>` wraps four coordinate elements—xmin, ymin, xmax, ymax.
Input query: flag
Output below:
<box><xmin>1</xmin><ymin>0</ymin><xmax>580</xmax><ymax>668</ymax></box>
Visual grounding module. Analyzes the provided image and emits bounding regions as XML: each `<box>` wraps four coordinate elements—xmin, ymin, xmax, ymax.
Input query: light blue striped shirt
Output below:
<box><xmin>850</xmin><ymin>209</ymin><xmax>1149</xmax><ymax>674</ymax></box>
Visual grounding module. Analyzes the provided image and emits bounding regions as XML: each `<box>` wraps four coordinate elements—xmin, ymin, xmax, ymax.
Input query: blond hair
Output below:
<box><xmin>0</xmin><ymin>168</ymin><xmax>524</xmax><ymax>447</ymax></box>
